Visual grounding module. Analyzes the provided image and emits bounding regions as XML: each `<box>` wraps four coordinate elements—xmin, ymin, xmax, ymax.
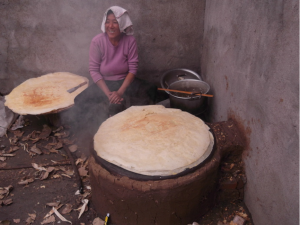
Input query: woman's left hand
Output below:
<box><xmin>108</xmin><ymin>91</ymin><xmax>124</xmax><ymax>104</ymax></box>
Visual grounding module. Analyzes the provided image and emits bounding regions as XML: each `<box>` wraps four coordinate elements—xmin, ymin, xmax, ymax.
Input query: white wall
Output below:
<box><xmin>202</xmin><ymin>1</ymin><xmax>299</xmax><ymax>224</ymax></box>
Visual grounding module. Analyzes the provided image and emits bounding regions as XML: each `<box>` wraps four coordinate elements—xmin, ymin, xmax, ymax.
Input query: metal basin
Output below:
<box><xmin>168</xmin><ymin>79</ymin><xmax>210</xmax><ymax>115</ymax></box>
<box><xmin>160</xmin><ymin>68</ymin><xmax>202</xmax><ymax>90</ymax></box>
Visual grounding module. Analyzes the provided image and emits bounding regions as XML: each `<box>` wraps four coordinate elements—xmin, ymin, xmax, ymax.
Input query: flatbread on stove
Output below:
<box><xmin>94</xmin><ymin>105</ymin><xmax>214</xmax><ymax>176</ymax></box>
<box><xmin>5</xmin><ymin>72</ymin><xmax>89</xmax><ymax>115</ymax></box>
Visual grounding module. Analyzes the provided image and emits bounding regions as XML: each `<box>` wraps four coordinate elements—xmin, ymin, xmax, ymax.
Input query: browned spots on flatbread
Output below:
<box><xmin>120</xmin><ymin>114</ymin><xmax>177</xmax><ymax>134</ymax></box>
<box><xmin>23</xmin><ymin>87</ymin><xmax>61</xmax><ymax>107</ymax></box>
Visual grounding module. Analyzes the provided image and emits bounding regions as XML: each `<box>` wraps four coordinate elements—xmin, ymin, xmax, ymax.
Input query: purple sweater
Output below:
<box><xmin>89</xmin><ymin>33</ymin><xmax>138</xmax><ymax>82</ymax></box>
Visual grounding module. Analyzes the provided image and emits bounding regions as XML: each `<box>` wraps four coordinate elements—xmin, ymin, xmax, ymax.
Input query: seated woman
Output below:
<box><xmin>75</xmin><ymin>6</ymin><xmax>156</xmax><ymax>130</ymax></box>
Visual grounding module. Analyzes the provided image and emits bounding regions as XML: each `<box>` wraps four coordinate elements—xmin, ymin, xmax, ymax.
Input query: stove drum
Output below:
<box><xmin>89</xmin><ymin>120</ymin><xmax>245</xmax><ymax>225</ymax></box>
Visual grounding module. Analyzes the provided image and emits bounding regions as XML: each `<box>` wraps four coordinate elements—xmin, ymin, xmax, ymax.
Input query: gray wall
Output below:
<box><xmin>202</xmin><ymin>1</ymin><xmax>299</xmax><ymax>224</ymax></box>
<box><xmin>0</xmin><ymin>0</ymin><xmax>205</xmax><ymax>94</ymax></box>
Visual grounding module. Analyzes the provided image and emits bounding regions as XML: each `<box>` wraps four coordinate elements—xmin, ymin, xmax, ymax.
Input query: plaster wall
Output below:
<box><xmin>0</xmin><ymin>0</ymin><xmax>205</xmax><ymax>95</ymax></box>
<box><xmin>202</xmin><ymin>1</ymin><xmax>299</xmax><ymax>224</ymax></box>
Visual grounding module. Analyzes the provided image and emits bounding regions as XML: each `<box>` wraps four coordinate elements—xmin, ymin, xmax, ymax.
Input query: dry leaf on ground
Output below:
<box><xmin>58</xmin><ymin>166</ymin><xmax>68</xmax><ymax>172</ymax></box>
<box><xmin>3</xmin><ymin>199</ymin><xmax>13</xmax><ymax>205</ymax></box>
<box><xmin>9</xmin><ymin>136</ymin><xmax>19</xmax><ymax>145</ymax></box>
<box><xmin>0</xmin><ymin>198</ymin><xmax>13</xmax><ymax>205</ymax></box>
<box><xmin>44</xmin><ymin>204</ymin><xmax>63</xmax><ymax>218</ymax></box>
<box><xmin>20</xmin><ymin>143</ymin><xmax>29</xmax><ymax>152</ymax></box>
<box><xmin>30</xmin><ymin>144</ymin><xmax>42</xmax><ymax>155</ymax></box>
<box><xmin>61</xmin><ymin>203</ymin><xmax>73</xmax><ymax>214</ymax></box>
<box><xmin>78</xmin><ymin>199</ymin><xmax>89</xmax><ymax>219</ymax></box>
<box><xmin>52</xmin><ymin>207</ymin><xmax>72</xmax><ymax>224</ymax></box>
<box><xmin>40</xmin><ymin>167</ymin><xmax>55</xmax><ymax>180</ymax></box>
<box><xmin>39</xmin><ymin>124</ymin><xmax>52</xmax><ymax>139</ymax></box>
<box><xmin>18</xmin><ymin>178</ymin><xmax>34</xmax><ymax>185</ymax></box>
<box><xmin>46</xmin><ymin>202</ymin><xmax>60</xmax><ymax>207</ymax></box>
<box><xmin>22</xmin><ymin>130</ymin><xmax>38</xmax><ymax>141</ymax></box>
<box><xmin>40</xmin><ymin>171</ymin><xmax>50</xmax><ymax>180</ymax></box>
<box><xmin>78</xmin><ymin>167</ymin><xmax>88</xmax><ymax>177</ymax></box>
<box><xmin>52</xmin><ymin>174</ymin><xmax>61</xmax><ymax>179</ymax></box>
<box><xmin>75</xmin><ymin>158</ymin><xmax>84</xmax><ymax>165</ymax></box>
<box><xmin>61</xmin><ymin>174</ymin><xmax>72</xmax><ymax>179</ymax></box>
<box><xmin>81</xmin><ymin>191</ymin><xmax>91</xmax><ymax>199</ymax></box>
<box><xmin>47</xmin><ymin>167</ymin><xmax>55</xmax><ymax>173</ymax></box>
<box><xmin>21</xmin><ymin>136</ymin><xmax>30</xmax><ymax>142</ymax></box>
<box><xmin>237</xmin><ymin>212</ymin><xmax>248</xmax><ymax>219</ymax></box>
<box><xmin>0</xmin><ymin>153</ymin><xmax>16</xmax><ymax>157</ymax></box>
<box><xmin>54</xmin><ymin>142</ymin><xmax>63</xmax><ymax>150</ymax></box>
<box><xmin>13</xmin><ymin>130</ymin><xmax>24</xmax><ymax>137</ymax></box>
<box><xmin>13</xmin><ymin>219</ymin><xmax>20</xmax><ymax>223</ymax></box>
<box><xmin>62</xmin><ymin>139</ymin><xmax>74</xmax><ymax>145</ymax></box>
<box><xmin>44</xmin><ymin>143</ymin><xmax>54</xmax><ymax>150</ymax></box>
<box><xmin>0</xmin><ymin>220</ymin><xmax>10</xmax><ymax>225</ymax></box>
<box><xmin>0</xmin><ymin>185</ymin><xmax>13</xmax><ymax>196</ymax></box>
<box><xmin>49</xmin><ymin>149</ymin><xmax>59</xmax><ymax>154</ymax></box>
<box><xmin>53</xmin><ymin>126</ymin><xmax>63</xmax><ymax>133</ymax></box>
<box><xmin>32</xmin><ymin>163</ymin><xmax>46</xmax><ymax>171</ymax></box>
<box><xmin>25</xmin><ymin>213</ymin><xmax>36</xmax><ymax>225</ymax></box>
<box><xmin>42</xmin><ymin>149</ymin><xmax>51</xmax><ymax>155</ymax></box>
<box><xmin>11</xmin><ymin>115</ymin><xmax>24</xmax><ymax>131</ymax></box>
<box><xmin>41</xmin><ymin>215</ymin><xmax>55</xmax><ymax>224</ymax></box>
<box><xmin>231</xmin><ymin>215</ymin><xmax>246</xmax><ymax>225</ymax></box>
<box><xmin>55</xmin><ymin>131</ymin><xmax>69</xmax><ymax>138</ymax></box>
<box><xmin>0</xmin><ymin>157</ymin><xmax>6</xmax><ymax>162</ymax></box>
<box><xmin>63</xmin><ymin>170</ymin><xmax>74</xmax><ymax>176</ymax></box>
<box><xmin>31</xmin><ymin>137</ymin><xmax>41</xmax><ymax>144</ymax></box>
<box><xmin>93</xmin><ymin>217</ymin><xmax>105</xmax><ymax>225</ymax></box>
<box><xmin>68</xmin><ymin>145</ymin><xmax>77</xmax><ymax>152</ymax></box>
<box><xmin>8</xmin><ymin>146</ymin><xmax>19</xmax><ymax>153</ymax></box>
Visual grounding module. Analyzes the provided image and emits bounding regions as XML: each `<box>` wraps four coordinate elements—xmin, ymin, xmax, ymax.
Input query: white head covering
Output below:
<box><xmin>101</xmin><ymin>6</ymin><xmax>134</xmax><ymax>35</ymax></box>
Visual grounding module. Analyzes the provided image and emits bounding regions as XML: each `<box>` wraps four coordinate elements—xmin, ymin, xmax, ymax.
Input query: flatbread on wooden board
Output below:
<box><xmin>94</xmin><ymin>105</ymin><xmax>214</xmax><ymax>176</ymax></box>
<box><xmin>5</xmin><ymin>72</ymin><xmax>89</xmax><ymax>115</ymax></box>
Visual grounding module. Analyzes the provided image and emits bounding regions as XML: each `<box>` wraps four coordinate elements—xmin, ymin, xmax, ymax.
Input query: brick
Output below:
<box><xmin>236</xmin><ymin>178</ymin><xmax>244</xmax><ymax>189</ymax></box>
<box><xmin>220</xmin><ymin>178</ymin><xmax>237</xmax><ymax>190</ymax></box>
<box><xmin>218</xmin><ymin>189</ymin><xmax>240</xmax><ymax>202</ymax></box>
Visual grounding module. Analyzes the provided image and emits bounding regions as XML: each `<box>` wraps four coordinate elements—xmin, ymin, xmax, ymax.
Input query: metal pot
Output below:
<box><xmin>168</xmin><ymin>79</ymin><xmax>210</xmax><ymax>115</ymax></box>
<box><xmin>160</xmin><ymin>68</ymin><xmax>202</xmax><ymax>90</ymax></box>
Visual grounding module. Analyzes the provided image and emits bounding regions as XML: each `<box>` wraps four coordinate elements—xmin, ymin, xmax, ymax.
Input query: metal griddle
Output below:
<box><xmin>90</xmin><ymin>125</ymin><xmax>217</xmax><ymax>181</ymax></box>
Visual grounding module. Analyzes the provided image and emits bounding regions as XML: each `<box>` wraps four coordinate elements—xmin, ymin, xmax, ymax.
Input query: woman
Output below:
<box><xmin>75</xmin><ymin>6</ymin><xmax>156</xmax><ymax>130</ymax></box>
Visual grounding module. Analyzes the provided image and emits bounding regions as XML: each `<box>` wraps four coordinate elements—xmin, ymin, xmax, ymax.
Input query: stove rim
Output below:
<box><xmin>89</xmin><ymin>125</ymin><xmax>217</xmax><ymax>181</ymax></box>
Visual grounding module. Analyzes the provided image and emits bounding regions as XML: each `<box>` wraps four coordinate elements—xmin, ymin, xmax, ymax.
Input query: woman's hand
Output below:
<box><xmin>108</xmin><ymin>91</ymin><xmax>124</xmax><ymax>104</ymax></box>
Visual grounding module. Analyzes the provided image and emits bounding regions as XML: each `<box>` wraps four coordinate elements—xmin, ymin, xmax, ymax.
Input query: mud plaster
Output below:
<box><xmin>89</xmin><ymin>120</ymin><xmax>245</xmax><ymax>225</ymax></box>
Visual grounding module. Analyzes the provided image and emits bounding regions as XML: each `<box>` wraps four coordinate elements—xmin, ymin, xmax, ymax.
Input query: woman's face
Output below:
<box><xmin>105</xmin><ymin>13</ymin><xmax>121</xmax><ymax>40</ymax></box>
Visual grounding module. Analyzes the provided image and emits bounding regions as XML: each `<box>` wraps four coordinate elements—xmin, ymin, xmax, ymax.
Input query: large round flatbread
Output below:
<box><xmin>94</xmin><ymin>105</ymin><xmax>214</xmax><ymax>176</ymax></box>
<box><xmin>5</xmin><ymin>72</ymin><xmax>89</xmax><ymax>115</ymax></box>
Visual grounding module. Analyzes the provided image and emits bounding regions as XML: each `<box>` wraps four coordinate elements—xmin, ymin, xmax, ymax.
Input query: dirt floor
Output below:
<box><xmin>0</xmin><ymin>112</ymin><xmax>254</xmax><ymax>225</ymax></box>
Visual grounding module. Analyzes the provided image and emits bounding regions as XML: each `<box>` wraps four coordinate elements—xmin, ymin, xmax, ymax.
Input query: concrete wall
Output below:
<box><xmin>0</xmin><ymin>0</ymin><xmax>205</xmax><ymax>94</ymax></box>
<box><xmin>202</xmin><ymin>1</ymin><xmax>299</xmax><ymax>224</ymax></box>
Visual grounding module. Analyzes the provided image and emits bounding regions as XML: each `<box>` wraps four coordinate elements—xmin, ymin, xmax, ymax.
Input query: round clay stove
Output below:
<box><xmin>89</xmin><ymin>106</ymin><xmax>245</xmax><ymax>225</ymax></box>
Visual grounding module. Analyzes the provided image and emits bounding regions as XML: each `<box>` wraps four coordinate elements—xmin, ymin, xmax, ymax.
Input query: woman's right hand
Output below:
<box><xmin>108</xmin><ymin>91</ymin><xmax>124</xmax><ymax>104</ymax></box>
<box><xmin>97</xmin><ymin>79</ymin><xmax>122</xmax><ymax>104</ymax></box>
<box><xmin>96</xmin><ymin>79</ymin><xmax>124</xmax><ymax>104</ymax></box>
